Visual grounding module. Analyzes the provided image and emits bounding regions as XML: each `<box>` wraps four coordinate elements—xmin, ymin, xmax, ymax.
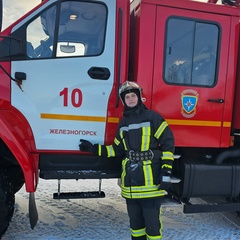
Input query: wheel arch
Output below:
<box><xmin>0</xmin><ymin>109</ymin><xmax>39</xmax><ymax>192</ymax></box>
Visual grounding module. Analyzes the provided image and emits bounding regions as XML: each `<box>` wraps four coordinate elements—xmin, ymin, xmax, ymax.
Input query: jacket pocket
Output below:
<box><xmin>125</xmin><ymin>160</ymin><xmax>145</xmax><ymax>186</ymax></box>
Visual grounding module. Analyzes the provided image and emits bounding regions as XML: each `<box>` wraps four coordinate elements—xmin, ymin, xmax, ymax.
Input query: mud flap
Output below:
<box><xmin>29</xmin><ymin>192</ymin><xmax>38</xmax><ymax>229</ymax></box>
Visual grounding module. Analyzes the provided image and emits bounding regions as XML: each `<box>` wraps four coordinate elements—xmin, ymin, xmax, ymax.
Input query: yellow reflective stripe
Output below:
<box><xmin>121</xmin><ymin>190</ymin><xmax>166</xmax><ymax>198</ymax></box>
<box><xmin>41</xmin><ymin>113</ymin><xmax>120</xmax><ymax>123</ymax></box>
<box><xmin>147</xmin><ymin>234</ymin><xmax>162</xmax><ymax>240</ymax></box>
<box><xmin>121</xmin><ymin>185</ymin><xmax>159</xmax><ymax>192</ymax></box>
<box><xmin>107</xmin><ymin>117</ymin><xmax>119</xmax><ymax>123</ymax></box>
<box><xmin>154</xmin><ymin>121</ymin><xmax>168</xmax><ymax>139</ymax></box>
<box><xmin>98</xmin><ymin>144</ymin><xmax>101</xmax><ymax>156</ymax></box>
<box><xmin>167</xmin><ymin>118</ymin><xmax>231</xmax><ymax>127</ymax></box>
<box><xmin>121</xmin><ymin>158</ymin><xmax>128</xmax><ymax>188</ymax></box>
<box><xmin>162</xmin><ymin>151</ymin><xmax>174</xmax><ymax>160</ymax></box>
<box><xmin>106</xmin><ymin>145</ymin><xmax>115</xmax><ymax>157</ymax></box>
<box><xmin>161</xmin><ymin>164</ymin><xmax>172</xmax><ymax>170</ymax></box>
<box><xmin>114</xmin><ymin>137</ymin><xmax>120</xmax><ymax>145</ymax></box>
<box><xmin>131</xmin><ymin>227</ymin><xmax>146</xmax><ymax>237</ymax></box>
<box><xmin>41</xmin><ymin>113</ymin><xmax>105</xmax><ymax>122</ymax></box>
<box><xmin>141</xmin><ymin>126</ymin><xmax>151</xmax><ymax>151</ymax></box>
<box><xmin>120</xmin><ymin>131</ymin><xmax>127</xmax><ymax>150</ymax></box>
<box><xmin>143</xmin><ymin>160</ymin><xmax>153</xmax><ymax>186</ymax></box>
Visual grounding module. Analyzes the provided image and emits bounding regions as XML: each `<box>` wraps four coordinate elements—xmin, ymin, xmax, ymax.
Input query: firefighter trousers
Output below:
<box><xmin>126</xmin><ymin>198</ymin><xmax>162</xmax><ymax>240</ymax></box>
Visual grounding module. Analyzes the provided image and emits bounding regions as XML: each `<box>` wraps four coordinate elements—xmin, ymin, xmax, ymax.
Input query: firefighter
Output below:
<box><xmin>79</xmin><ymin>81</ymin><xmax>175</xmax><ymax>240</ymax></box>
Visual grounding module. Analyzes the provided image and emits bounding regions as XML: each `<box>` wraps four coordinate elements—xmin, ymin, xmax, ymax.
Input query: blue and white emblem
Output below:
<box><xmin>181</xmin><ymin>89</ymin><xmax>199</xmax><ymax>118</ymax></box>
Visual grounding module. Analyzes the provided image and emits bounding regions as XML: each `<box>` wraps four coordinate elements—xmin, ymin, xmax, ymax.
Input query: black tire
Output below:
<box><xmin>7</xmin><ymin>166</ymin><xmax>25</xmax><ymax>194</ymax></box>
<box><xmin>0</xmin><ymin>168</ymin><xmax>15</xmax><ymax>238</ymax></box>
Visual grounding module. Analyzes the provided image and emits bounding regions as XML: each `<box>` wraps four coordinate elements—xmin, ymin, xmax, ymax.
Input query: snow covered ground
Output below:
<box><xmin>2</xmin><ymin>179</ymin><xmax>240</xmax><ymax>240</ymax></box>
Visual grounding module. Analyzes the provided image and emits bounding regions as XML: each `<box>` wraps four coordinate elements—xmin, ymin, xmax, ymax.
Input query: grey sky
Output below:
<box><xmin>2</xmin><ymin>0</ymin><xmax>40</xmax><ymax>30</ymax></box>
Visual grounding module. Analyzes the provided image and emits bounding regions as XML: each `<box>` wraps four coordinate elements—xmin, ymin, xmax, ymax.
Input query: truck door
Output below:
<box><xmin>152</xmin><ymin>6</ymin><xmax>231</xmax><ymax>147</ymax></box>
<box><xmin>10</xmin><ymin>0</ymin><xmax>116</xmax><ymax>150</ymax></box>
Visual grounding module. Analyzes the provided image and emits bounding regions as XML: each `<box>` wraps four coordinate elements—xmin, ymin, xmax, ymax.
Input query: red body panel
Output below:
<box><xmin>0</xmin><ymin>61</ymin><xmax>38</xmax><ymax>191</ymax></box>
<box><xmin>0</xmin><ymin>108</ymin><xmax>38</xmax><ymax>191</ymax></box>
<box><xmin>0</xmin><ymin>62</ymin><xmax>11</xmax><ymax>109</ymax></box>
<box><xmin>104</xmin><ymin>0</ymin><xmax>130</xmax><ymax>145</ymax></box>
<box><xmin>130</xmin><ymin>0</ymin><xmax>240</xmax><ymax>148</ymax></box>
<box><xmin>232</xmin><ymin>23</ymin><xmax>240</xmax><ymax>130</ymax></box>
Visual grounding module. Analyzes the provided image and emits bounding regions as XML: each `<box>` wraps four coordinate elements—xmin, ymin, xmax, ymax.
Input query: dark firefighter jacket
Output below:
<box><xmin>96</xmin><ymin>103</ymin><xmax>175</xmax><ymax>199</ymax></box>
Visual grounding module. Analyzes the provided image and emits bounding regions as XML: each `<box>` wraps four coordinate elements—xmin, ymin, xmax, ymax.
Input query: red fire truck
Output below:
<box><xmin>0</xmin><ymin>0</ymin><xmax>239</xmax><ymax>236</ymax></box>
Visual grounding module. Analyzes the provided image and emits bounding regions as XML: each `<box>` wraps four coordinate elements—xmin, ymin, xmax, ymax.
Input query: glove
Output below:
<box><xmin>159</xmin><ymin>175</ymin><xmax>171</xmax><ymax>191</ymax></box>
<box><xmin>79</xmin><ymin>139</ymin><xmax>98</xmax><ymax>154</ymax></box>
<box><xmin>158</xmin><ymin>169</ymin><xmax>172</xmax><ymax>191</ymax></box>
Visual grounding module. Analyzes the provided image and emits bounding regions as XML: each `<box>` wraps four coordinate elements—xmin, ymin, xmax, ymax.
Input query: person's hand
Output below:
<box><xmin>159</xmin><ymin>175</ymin><xmax>171</xmax><ymax>191</ymax></box>
<box><xmin>79</xmin><ymin>139</ymin><xmax>97</xmax><ymax>154</ymax></box>
<box><xmin>158</xmin><ymin>169</ymin><xmax>171</xmax><ymax>191</ymax></box>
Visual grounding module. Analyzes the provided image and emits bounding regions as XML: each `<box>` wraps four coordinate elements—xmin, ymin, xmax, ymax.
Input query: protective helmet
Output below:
<box><xmin>222</xmin><ymin>0</ymin><xmax>239</xmax><ymax>6</ymax></box>
<box><xmin>119</xmin><ymin>81</ymin><xmax>142</xmax><ymax>106</ymax></box>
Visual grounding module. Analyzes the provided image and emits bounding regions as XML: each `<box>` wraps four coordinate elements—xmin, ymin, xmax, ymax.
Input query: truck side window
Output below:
<box><xmin>164</xmin><ymin>18</ymin><xmax>219</xmax><ymax>87</ymax></box>
<box><xmin>26</xmin><ymin>1</ymin><xmax>107</xmax><ymax>59</ymax></box>
<box><xmin>27</xmin><ymin>5</ymin><xmax>56</xmax><ymax>58</ymax></box>
<box><xmin>56</xmin><ymin>1</ymin><xmax>107</xmax><ymax>57</ymax></box>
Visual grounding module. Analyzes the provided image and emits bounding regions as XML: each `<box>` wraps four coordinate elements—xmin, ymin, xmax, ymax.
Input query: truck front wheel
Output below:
<box><xmin>0</xmin><ymin>168</ymin><xmax>15</xmax><ymax>238</ymax></box>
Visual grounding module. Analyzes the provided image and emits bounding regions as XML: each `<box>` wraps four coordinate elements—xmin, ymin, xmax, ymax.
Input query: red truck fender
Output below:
<box><xmin>0</xmin><ymin>109</ymin><xmax>38</xmax><ymax>192</ymax></box>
